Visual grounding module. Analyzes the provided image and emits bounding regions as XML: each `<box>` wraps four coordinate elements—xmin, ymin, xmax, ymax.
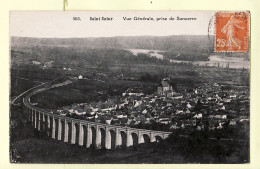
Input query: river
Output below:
<box><xmin>126</xmin><ymin>49</ymin><xmax>250</xmax><ymax>69</ymax></box>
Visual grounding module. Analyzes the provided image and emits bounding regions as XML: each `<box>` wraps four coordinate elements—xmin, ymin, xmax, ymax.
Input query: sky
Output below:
<box><xmin>10</xmin><ymin>11</ymin><xmax>215</xmax><ymax>38</ymax></box>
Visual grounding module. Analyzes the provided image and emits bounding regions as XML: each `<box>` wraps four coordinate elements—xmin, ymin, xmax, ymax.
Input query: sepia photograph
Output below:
<box><xmin>9</xmin><ymin>11</ymin><xmax>250</xmax><ymax>164</ymax></box>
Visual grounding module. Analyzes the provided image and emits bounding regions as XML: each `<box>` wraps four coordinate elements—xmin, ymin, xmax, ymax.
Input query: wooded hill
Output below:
<box><xmin>11</xmin><ymin>35</ymin><xmax>214</xmax><ymax>53</ymax></box>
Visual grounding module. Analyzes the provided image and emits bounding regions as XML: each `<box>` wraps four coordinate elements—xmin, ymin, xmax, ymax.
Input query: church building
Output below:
<box><xmin>157</xmin><ymin>78</ymin><xmax>175</xmax><ymax>97</ymax></box>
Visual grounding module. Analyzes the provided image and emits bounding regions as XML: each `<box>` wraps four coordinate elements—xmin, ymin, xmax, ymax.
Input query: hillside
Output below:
<box><xmin>11</xmin><ymin>47</ymin><xmax>171</xmax><ymax>68</ymax></box>
<box><xmin>11</xmin><ymin>35</ymin><xmax>214</xmax><ymax>52</ymax></box>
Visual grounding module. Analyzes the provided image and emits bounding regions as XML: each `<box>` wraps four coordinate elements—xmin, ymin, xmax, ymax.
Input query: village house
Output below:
<box><xmin>43</xmin><ymin>61</ymin><xmax>54</xmax><ymax>68</ymax></box>
<box><xmin>78</xmin><ymin>75</ymin><xmax>83</xmax><ymax>79</ymax></box>
<box><xmin>193</xmin><ymin>113</ymin><xmax>202</xmax><ymax>119</ymax></box>
<box><xmin>32</xmin><ymin>61</ymin><xmax>41</xmax><ymax>65</ymax></box>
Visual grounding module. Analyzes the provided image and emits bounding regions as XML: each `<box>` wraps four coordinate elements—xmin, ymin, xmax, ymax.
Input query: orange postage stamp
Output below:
<box><xmin>215</xmin><ymin>11</ymin><xmax>249</xmax><ymax>52</ymax></box>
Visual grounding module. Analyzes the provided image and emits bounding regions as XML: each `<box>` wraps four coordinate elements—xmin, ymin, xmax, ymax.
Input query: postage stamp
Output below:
<box><xmin>215</xmin><ymin>11</ymin><xmax>250</xmax><ymax>52</ymax></box>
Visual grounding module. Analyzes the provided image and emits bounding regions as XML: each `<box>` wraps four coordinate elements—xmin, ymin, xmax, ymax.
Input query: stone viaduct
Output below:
<box><xmin>21</xmin><ymin>82</ymin><xmax>171</xmax><ymax>149</ymax></box>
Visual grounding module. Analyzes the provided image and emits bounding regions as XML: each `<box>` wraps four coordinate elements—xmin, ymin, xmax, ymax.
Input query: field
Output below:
<box><xmin>31</xmin><ymin>79</ymin><xmax>157</xmax><ymax>109</ymax></box>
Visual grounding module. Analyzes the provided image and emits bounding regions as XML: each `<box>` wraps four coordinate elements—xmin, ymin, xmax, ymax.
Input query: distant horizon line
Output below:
<box><xmin>11</xmin><ymin>34</ymin><xmax>214</xmax><ymax>39</ymax></box>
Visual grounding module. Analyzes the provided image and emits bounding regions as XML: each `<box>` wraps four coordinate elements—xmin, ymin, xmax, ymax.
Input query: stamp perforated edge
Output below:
<box><xmin>214</xmin><ymin>11</ymin><xmax>250</xmax><ymax>53</ymax></box>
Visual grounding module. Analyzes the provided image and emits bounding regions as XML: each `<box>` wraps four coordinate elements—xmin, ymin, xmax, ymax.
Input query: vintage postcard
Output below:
<box><xmin>10</xmin><ymin>11</ymin><xmax>250</xmax><ymax>164</ymax></box>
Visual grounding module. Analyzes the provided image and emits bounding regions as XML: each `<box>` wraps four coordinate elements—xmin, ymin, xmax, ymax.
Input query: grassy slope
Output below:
<box><xmin>31</xmin><ymin>79</ymin><xmax>157</xmax><ymax>109</ymax></box>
